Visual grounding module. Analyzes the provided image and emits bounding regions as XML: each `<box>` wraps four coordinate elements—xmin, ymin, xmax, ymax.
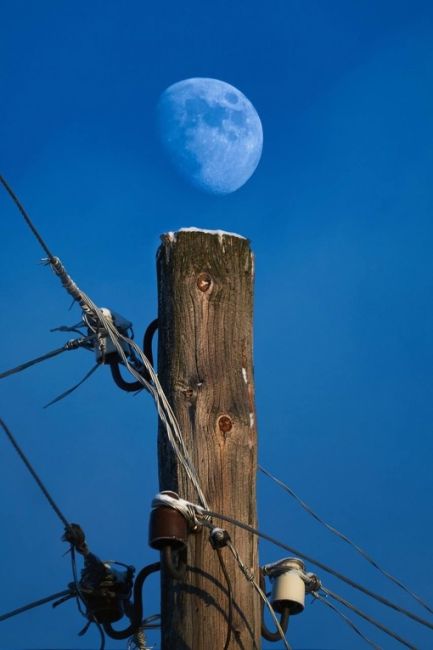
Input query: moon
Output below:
<box><xmin>157</xmin><ymin>78</ymin><xmax>263</xmax><ymax>195</ymax></box>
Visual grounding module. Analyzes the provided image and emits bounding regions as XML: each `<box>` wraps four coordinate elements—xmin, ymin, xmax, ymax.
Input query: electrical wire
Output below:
<box><xmin>0</xmin><ymin>418</ymin><xmax>101</xmax><ymax>647</ymax></box>
<box><xmin>226</xmin><ymin>540</ymin><xmax>292</xmax><ymax>650</ymax></box>
<box><xmin>196</xmin><ymin>507</ymin><xmax>433</xmax><ymax>634</ymax></box>
<box><xmin>91</xmin><ymin>314</ymin><xmax>209</xmax><ymax>509</ymax></box>
<box><xmin>320</xmin><ymin>587</ymin><xmax>416</xmax><ymax>650</ymax></box>
<box><xmin>1</xmin><ymin>176</ymin><xmax>209</xmax><ymax>510</ymax></box>
<box><xmin>94</xmin><ymin>618</ymin><xmax>106</xmax><ymax>650</ymax></box>
<box><xmin>321</xmin><ymin>585</ymin><xmax>417</xmax><ymax>650</ymax></box>
<box><xmin>0</xmin><ymin>590</ymin><xmax>72</xmax><ymax>623</ymax></box>
<box><xmin>0</xmin><ymin>174</ymin><xmax>54</xmax><ymax>259</ymax></box>
<box><xmin>3</xmin><ymin>174</ymin><xmax>421</xmax><ymax>649</ymax></box>
<box><xmin>0</xmin><ymin>338</ymin><xmax>93</xmax><ymax>380</ymax></box>
<box><xmin>50</xmin><ymin>322</ymin><xmax>88</xmax><ymax>336</ymax></box>
<box><xmin>312</xmin><ymin>591</ymin><xmax>382</xmax><ymax>650</ymax></box>
<box><xmin>215</xmin><ymin>548</ymin><xmax>233</xmax><ymax>650</ymax></box>
<box><xmin>0</xmin><ymin>417</ymin><xmax>70</xmax><ymax>528</ymax></box>
<box><xmin>70</xmin><ymin>546</ymin><xmax>107</xmax><ymax>650</ymax></box>
<box><xmin>43</xmin><ymin>362</ymin><xmax>99</xmax><ymax>408</ymax></box>
<box><xmin>1</xmin><ymin>179</ymin><xmax>157</xmax><ymax>650</ymax></box>
<box><xmin>70</xmin><ymin>545</ymin><xmax>87</xmax><ymax>617</ymax></box>
<box><xmin>0</xmin><ymin>418</ymin><xmax>103</xmax><ymax>647</ymax></box>
<box><xmin>0</xmin><ymin>177</ymin><xmax>210</xmax><ymax>649</ymax></box>
<box><xmin>259</xmin><ymin>464</ymin><xmax>433</xmax><ymax>616</ymax></box>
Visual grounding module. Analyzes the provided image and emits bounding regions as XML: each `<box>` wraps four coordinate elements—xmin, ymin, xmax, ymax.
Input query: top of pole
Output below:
<box><xmin>163</xmin><ymin>226</ymin><xmax>248</xmax><ymax>242</ymax></box>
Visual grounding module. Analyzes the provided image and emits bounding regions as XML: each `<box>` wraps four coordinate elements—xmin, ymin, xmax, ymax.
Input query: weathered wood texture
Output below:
<box><xmin>156</xmin><ymin>230</ymin><xmax>260</xmax><ymax>650</ymax></box>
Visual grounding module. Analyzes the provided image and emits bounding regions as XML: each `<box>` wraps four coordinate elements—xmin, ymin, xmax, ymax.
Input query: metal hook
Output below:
<box><xmin>110</xmin><ymin>318</ymin><xmax>158</xmax><ymax>391</ymax></box>
<box><xmin>261</xmin><ymin>606</ymin><xmax>290</xmax><ymax>641</ymax></box>
<box><xmin>103</xmin><ymin>562</ymin><xmax>161</xmax><ymax>640</ymax></box>
<box><xmin>161</xmin><ymin>545</ymin><xmax>187</xmax><ymax>581</ymax></box>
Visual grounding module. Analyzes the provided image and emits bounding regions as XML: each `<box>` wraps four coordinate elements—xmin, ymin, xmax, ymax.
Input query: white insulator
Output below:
<box><xmin>265</xmin><ymin>557</ymin><xmax>306</xmax><ymax>615</ymax></box>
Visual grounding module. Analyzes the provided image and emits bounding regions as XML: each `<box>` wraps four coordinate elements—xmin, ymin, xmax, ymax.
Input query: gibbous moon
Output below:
<box><xmin>157</xmin><ymin>78</ymin><xmax>263</xmax><ymax>195</ymax></box>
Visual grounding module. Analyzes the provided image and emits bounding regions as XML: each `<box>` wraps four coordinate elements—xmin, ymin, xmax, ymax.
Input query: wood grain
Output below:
<box><xmin>156</xmin><ymin>230</ymin><xmax>260</xmax><ymax>649</ymax></box>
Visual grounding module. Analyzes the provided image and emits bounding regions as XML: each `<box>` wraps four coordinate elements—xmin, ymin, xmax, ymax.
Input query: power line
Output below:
<box><xmin>226</xmin><ymin>540</ymin><xmax>292</xmax><ymax>650</ymax></box>
<box><xmin>0</xmin><ymin>337</ymin><xmax>94</xmax><ymax>380</ymax></box>
<box><xmin>0</xmin><ymin>174</ymin><xmax>55</xmax><ymax>259</ymax></box>
<box><xmin>0</xmin><ymin>417</ymin><xmax>70</xmax><ymax>528</ymax></box>
<box><xmin>0</xmin><ymin>589</ymin><xmax>72</xmax><ymax>623</ymax></box>
<box><xmin>197</xmin><ymin>507</ymin><xmax>433</xmax><ymax>634</ymax></box>
<box><xmin>43</xmin><ymin>362</ymin><xmax>99</xmax><ymax>408</ymax></box>
<box><xmin>313</xmin><ymin>591</ymin><xmax>382</xmax><ymax>650</ymax></box>
<box><xmin>0</xmin><ymin>417</ymin><xmax>107</xmax><ymax>649</ymax></box>
<box><xmin>1</xmin><ymin>175</ymin><xmax>209</xmax><ymax>509</ymax></box>
<box><xmin>320</xmin><ymin>587</ymin><xmax>417</xmax><ymax>650</ymax></box>
<box><xmin>1</xmin><ymin>174</ymin><xmax>426</xmax><ymax>648</ymax></box>
<box><xmin>259</xmin><ymin>464</ymin><xmax>433</xmax><ymax>616</ymax></box>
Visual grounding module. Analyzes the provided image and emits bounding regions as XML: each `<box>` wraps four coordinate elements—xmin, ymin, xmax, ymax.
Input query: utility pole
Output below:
<box><xmin>156</xmin><ymin>229</ymin><xmax>261</xmax><ymax>649</ymax></box>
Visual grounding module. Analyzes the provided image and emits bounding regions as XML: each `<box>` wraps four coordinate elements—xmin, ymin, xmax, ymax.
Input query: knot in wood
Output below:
<box><xmin>197</xmin><ymin>272</ymin><xmax>212</xmax><ymax>292</ymax></box>
<box><xmin>218</xmin><ymin>415</ymin><xmax>233</xmax><ymax>433</ymax></box>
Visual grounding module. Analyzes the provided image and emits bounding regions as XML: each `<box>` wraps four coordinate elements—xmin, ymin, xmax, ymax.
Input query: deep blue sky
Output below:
<box><xmin>1</xmin><ymin>2</ymin><xmax>433</xmax><ymax>649</ymax></box>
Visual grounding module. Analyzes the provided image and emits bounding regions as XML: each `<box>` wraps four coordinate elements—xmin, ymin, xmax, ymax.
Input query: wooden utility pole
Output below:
<box><xmin>156</xmin><ymin>229</ymin><xmax>260</xmax><ymax>649</ymax></box>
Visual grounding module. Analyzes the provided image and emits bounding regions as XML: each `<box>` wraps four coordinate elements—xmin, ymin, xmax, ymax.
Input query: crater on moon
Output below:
<box><xmin>157</xmin><ymin>77</ymin><xmax>263</xmax><ymax>195</ymax></box>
